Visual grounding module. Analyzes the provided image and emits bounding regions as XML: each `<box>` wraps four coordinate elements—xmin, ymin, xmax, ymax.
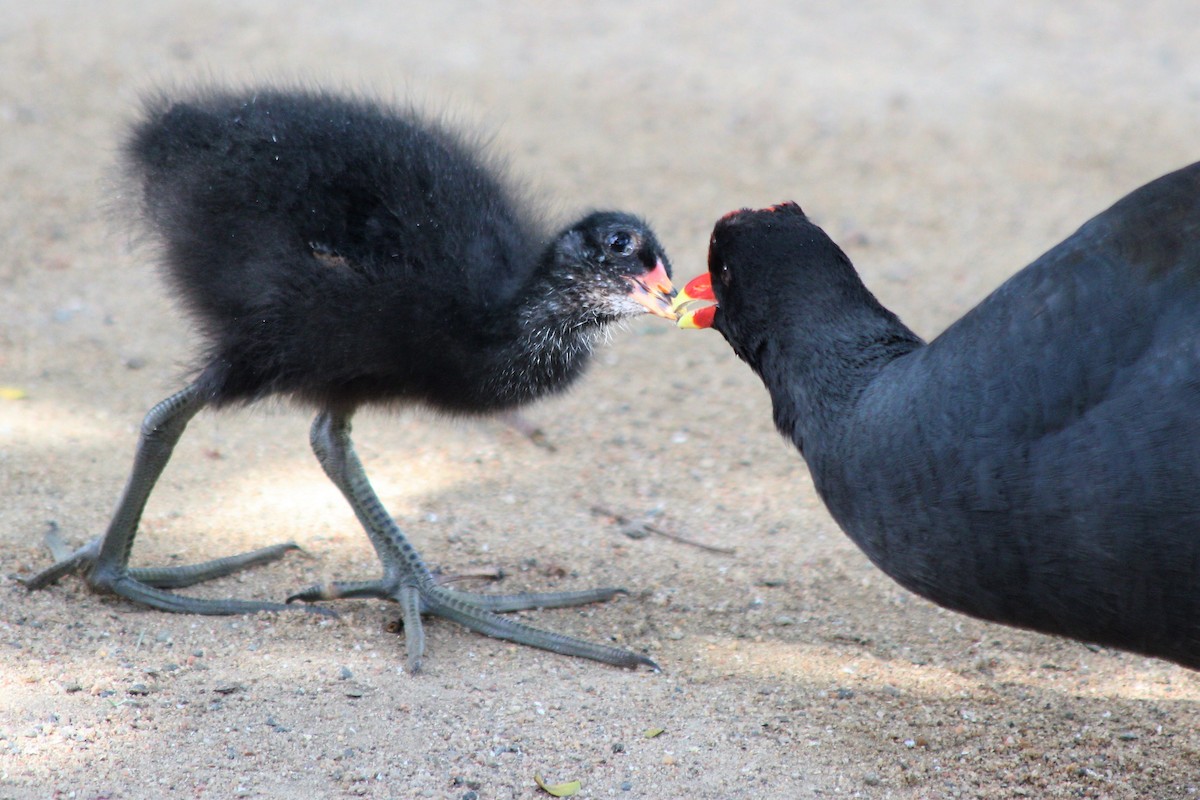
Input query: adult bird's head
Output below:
<box><xmin>673</xmin><ymin>202</ymin><xmax>857</xmax><ymax>368</ymax></box>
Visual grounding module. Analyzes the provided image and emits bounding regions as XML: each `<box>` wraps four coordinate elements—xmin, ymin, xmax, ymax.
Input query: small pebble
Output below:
<box><xmin>621</xmin><ymin>523</ymin><xmax>650</xmax><ymax>540</ymax></box>
<box><xmin>620</xmin><ymin>781</ymin><xmax>633</xmax><ymax>792</ymax></box>
<box><xmin>53</xmin><ymin>304</ymin><xmax>84</xmax><ymax>323</ymax></box>
<box><xmin>338</xmin><ymin>666</ymin><xmax>353</xmax><ymax>680</ymax></box>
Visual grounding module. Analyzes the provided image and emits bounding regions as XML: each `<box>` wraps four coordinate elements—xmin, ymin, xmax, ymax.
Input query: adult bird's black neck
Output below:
<box><xmin>755</xmin><ymin>290</ymin><xmax>924</xmax><ymax>460</ymax></box>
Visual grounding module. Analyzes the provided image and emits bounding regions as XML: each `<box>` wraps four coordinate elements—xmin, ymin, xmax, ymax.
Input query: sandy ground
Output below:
<box><xmin>3</xmin><ymin>2</ymin><xmax>1200</xmax><ymax>798</ymax></box>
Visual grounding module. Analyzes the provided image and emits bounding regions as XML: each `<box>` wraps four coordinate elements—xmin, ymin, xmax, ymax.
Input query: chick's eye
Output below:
<box><xmin>605</xmin><ymin>231</ymin><xmax>635</xmax><ymax>256</ymax></box>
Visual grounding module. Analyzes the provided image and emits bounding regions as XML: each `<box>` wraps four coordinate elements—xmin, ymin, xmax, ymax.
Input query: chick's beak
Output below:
<box><xmin>672</xmin><ymin>274</ymin><xmax>717</xmax><ymax>329</ymax></box>
<box><xmin>625</xmin><ymin>258</ymin><xmax>679</xmax><ymax>320</ymax></box>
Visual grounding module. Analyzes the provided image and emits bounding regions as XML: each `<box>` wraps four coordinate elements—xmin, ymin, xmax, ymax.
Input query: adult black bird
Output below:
<box><xmin>23</xmin><ymin>87</ymin><xmax>677</xmax><ymax>672</ymax></box>
<box><xmin>674</xmin><ymin>162</ymin><xmax>1200</xmax><ymax>669</ymax></box>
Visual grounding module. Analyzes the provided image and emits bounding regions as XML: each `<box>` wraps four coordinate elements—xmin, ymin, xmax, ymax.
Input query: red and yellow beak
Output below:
<box><xmin>672</xmin><ymin>274</ymin><xmax>717</xmax><ymax>329</ymax></box>
<box><xmin>625</xmin><ymin>258</ymin><xmax>679</xmax><ymax>320</ymax></box>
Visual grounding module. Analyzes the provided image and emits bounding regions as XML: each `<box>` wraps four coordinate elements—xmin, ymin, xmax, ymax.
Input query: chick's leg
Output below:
<box><xmin>290</xmin><ymin>410</ymin><xmax>655</xmax><ymax>672</ymax></box>
<box><xmin>21</xmin><ymin>382</ymin><xmax>310</xmax><ymax>615</ymax></box>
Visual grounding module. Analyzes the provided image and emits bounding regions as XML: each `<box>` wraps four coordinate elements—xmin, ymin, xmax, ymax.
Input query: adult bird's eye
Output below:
<box><xmin>605</xmin><ymin>231</ymin><xmax>635</xmax><ymax>256</ymax></box>
<box><xmin>717</xmin><ymin>261</ymin><xmax>732</xmax><ymax>288</ymax></box>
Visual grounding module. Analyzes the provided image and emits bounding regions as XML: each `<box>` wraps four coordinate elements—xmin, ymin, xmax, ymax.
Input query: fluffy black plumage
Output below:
<box><xmin>25</xmin><ymin>87</ymin><xmax>676</xmax><ymax>672</ymax></box>
<box><xmin>128</xmin><ymin>89</ymin><xmax>672</xmax><ymax>413</ymax></box>
<box><xmin>692</xmin><ymin>163</ymin><xmax>1200</xmax><ymax>669</ymax></box>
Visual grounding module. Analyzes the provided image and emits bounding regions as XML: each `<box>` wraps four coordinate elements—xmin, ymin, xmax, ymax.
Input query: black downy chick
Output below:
<box><xmin>676</xmin><ymin>163</ymin><xmax>1200</xmax><ymax>669</ymax></box>
<box><xmin>24</xmin><ymin>87</ymin><xmax>677</xmax><ymax>672</ymax></box>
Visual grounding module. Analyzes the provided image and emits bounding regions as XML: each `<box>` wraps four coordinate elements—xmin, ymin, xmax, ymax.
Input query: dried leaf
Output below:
<box><xmin>643</xmin><ymin>727</ymin><xmax>665</xmax><ymax>738</ymax></box>
<box><xmin>534</xmin><ymin>774</ymin><xmax>581</xmax><ymax>797</ymax></box>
